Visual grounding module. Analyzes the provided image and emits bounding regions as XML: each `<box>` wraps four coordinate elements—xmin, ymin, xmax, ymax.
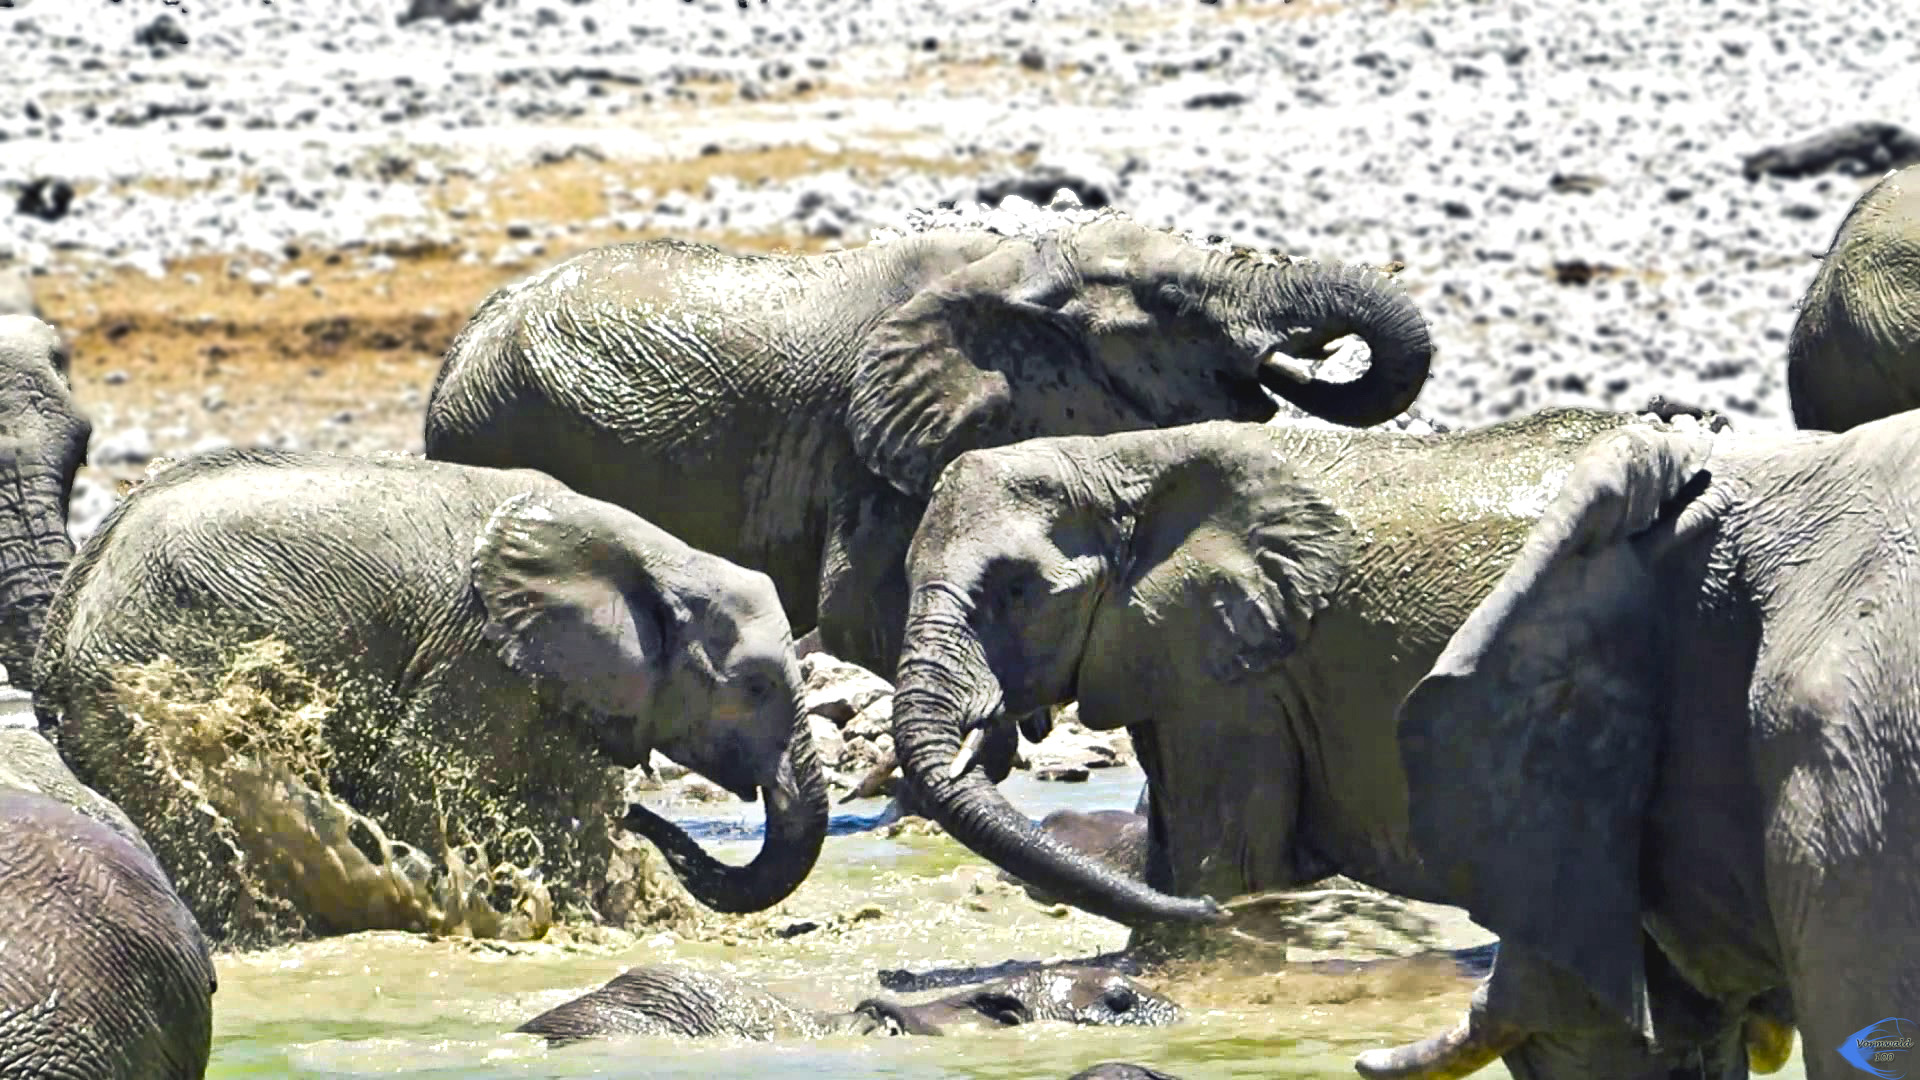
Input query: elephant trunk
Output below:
<box><xmin>620</xmin><ymin>694</ymin><xmax>828</xmax><ymax>914</ymax></box>
<box><xmin>1244</xmin><ymin>261</ymin><xmax>1435</xmax><ymax>428</ymax></box>
<box><xmin>0</xmin><ymin>461</ymin><xmax>81</xmax><ymax>691</ymax></box>
<box><xmin>1353</xmin><ymin>987</ymin><xmax>1526</xmax><ymax>1080</ymax></box>
<box><xmin>890</xmin><ymin>583</ymin><xmax>1223</xmax><ymax>927</ymax></box>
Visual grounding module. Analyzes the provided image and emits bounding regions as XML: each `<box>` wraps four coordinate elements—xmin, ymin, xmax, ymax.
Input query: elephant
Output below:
<box><xmin>1786</xmin><ymin>162</ymin><xmax>1920</xmax><ymax>432</ymax></box>
<box><xmin>421</xmin><ymin>211</ymin><xmax>1435</xmax><ymax>687</ymax></box>
<box><xmin>513</xmin><ymin>962</ymin><xmax>1180</xmax><ymax>1045</ymax></box>
<box><xmin>1367</xmin><ymin>413</ymin><xmax>1920</xmax><ymax>1080</ymax></box>
<box><xmin>31</xmin><ymin>448</ymin><xmax>827</xmax><ymax>946</ymax></box>
<box><xmin>880</xmin><ymin>406</ymin><xmax>1770</xmax><ymax>1079</ymax></box>
<box><xmin>1067</xmin><ymin>1066</ymin><xmax>1185</xmax><ymax>1080</ymax></box>
<box><xmin>1</xmin><ymin>694</ymin><xmax>217</xmax><ymax>1080</ymax></box>
<box><xmin>0</xmin><ymin>314</ymin><xmax>88</xmax><ymax>688</ymax></box>
<box><xmin>999</xmin><ymin>808</ymin><xmax>1149</xmax><ymax>907</ymax></box>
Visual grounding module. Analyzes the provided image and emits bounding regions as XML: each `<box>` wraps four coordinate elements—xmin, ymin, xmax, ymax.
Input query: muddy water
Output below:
<box><xmin>206</xmin><ymin>768</ymin><xmax>1808</xmax><ymax>1079</ymax></box>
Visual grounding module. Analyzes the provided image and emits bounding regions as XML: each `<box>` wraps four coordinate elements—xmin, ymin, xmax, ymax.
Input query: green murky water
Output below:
<box><xmin>205</xmin><ymin>769</ymin><xmax>1809</xmax><ymax>1080</ymax></box>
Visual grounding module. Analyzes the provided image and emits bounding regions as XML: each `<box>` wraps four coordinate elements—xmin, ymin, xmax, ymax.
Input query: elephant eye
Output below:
<box><xmin>743</xmin><ymin>673</ymin><xmax>775</xmax><ymax>702</ymax></box>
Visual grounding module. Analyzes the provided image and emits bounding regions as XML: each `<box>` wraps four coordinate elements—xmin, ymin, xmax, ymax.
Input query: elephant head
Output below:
<box><xmin>849</xmin><ymin>966</ymin><xmax>1181</xmax><ymax>1035</ymax></box>
<box><xmin>846</xmin><ymin>216</ymin><xmax>1434</xmax><ymax>497</ymax></box>
<box><xmin>1362</xmin><ymin>424</ymin><xmax>1798</xmax><ymax>1079</ymax></box>
<box><xmin>0</xmin><ymin>314</ymin><xmax>88</xmax><ymax>690</ymax></box>
<box><xmin>888</xmin><ymin>421</ymin><xmax>1354</xmax><ymax>926</ymax></box>
<box><xmin>471</xmin><ymin>490</ymin><xmax>827</xmax><ymax>913</ymax></box>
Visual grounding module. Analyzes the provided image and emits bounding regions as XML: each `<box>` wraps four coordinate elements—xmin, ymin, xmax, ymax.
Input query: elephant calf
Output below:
<box><xmin>2</xmin><ymin>697</ymin><xmax>215</xmax><ymax>1080</ymax></box>
<box><xmin>514</xmin><ymin>963</ymin><xmax>1179</xmax><ymax>1045</ymax></box>
<box><xmin>999</xmin><ymin>808</ymin><xmax>1149</xmax><ymax>907</ymax></box>
<box><xmin>33</xmin><ymin>449</ymin><xmax>827</xmax><ymax>946</ymax></box>
<box><xmin>1787</xmin><ymin>162</ymin><xmax>1920</xmax><ymax>432</ymax></box>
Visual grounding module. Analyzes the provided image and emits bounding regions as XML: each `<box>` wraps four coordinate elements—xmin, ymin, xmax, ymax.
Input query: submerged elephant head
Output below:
<box><xmin>0</xmin><ymin>314</ymin><xmax>88</xmax><ymax>689</ymax></box>
<box><xmin>471</xmin><ymin>490</ymin><xmax>827</xmax><ymax>913</ymax></box>
<box><xmin>888</xmin><ymin>422</ymin><xmax>1354</xmax><ymax>925</ymax></box>
<box><xmin>847</xmin><ymin>216</ymin><xmax>1434</xmax><ymax>498</ymax></box>
<box><xmin>850</xmin><ymin>965</ymin><xmax>1181</xmax><ymax>1035</ymax></box>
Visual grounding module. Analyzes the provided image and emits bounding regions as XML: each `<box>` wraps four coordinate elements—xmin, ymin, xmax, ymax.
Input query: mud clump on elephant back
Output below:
<box><xmin>88</xmin><ymin>639</ymin><xmax>665</xmax><ymax>946</ymax></box>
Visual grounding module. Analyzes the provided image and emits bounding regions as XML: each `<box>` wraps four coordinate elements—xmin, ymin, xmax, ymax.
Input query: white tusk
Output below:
<box><xmin>947</xmin><ymin>727</ymin><xmax>987</xmax><ymax>780</ymax></box>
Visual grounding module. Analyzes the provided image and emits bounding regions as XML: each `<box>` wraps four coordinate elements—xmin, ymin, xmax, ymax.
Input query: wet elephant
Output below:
<box><xmin>422</xmin><ymin>213</ymin><xmax>1434</xmax><ymax>682</ymax></box>
<box><xmin>33</xmin><ymin>449</ymin><xmax>827</xmax><ymax>945</ymax></box>
<box><xmin>0</xmin><ymin>314</ymin><xmax>88</xmax><ymax>687</ymax></box>
<box><xmin>1787</xmin><ymin>162</ymin><xmax>1920</xmax><ymax>432</ymax></box>
<box><xmin>1378</xmin><ymin>415</ymin><xmax>1920</xmax><ymax>1080</ymax></box>
<box><xmin>2</xmin><ymin>696</ymin><xmax>216</xmax><ymax>1080</ymax></box>
<box><xmin>514</xmin><ymin>962</ymin><xmax>1180</xmax><ymax>1044</ymax></box>
<box><xmin>882</xmin><ymin>407</ymin><xmax>1757</xmax><ymax>1079</ymax></box>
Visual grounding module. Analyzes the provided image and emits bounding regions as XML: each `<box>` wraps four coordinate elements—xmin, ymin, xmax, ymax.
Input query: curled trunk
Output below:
<box><xmin>890</xmin><ymin>585</ymin><xmax>1222</xmax><ymax>927</ymax></box>
<box><xmin>1249</xmin><ymin>261</ymin><xmax>1435</xmax><ymax>428</ymax></box>
<box><xmin>619</xmin><ymin>696</ymin><xmax>828</xmax><ymax>914</ymax></box>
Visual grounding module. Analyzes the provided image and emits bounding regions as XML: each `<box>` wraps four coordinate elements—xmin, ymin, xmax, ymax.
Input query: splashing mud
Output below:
<box><xmin>74</xmin><ymin>639</ymin><xmax>704</xmax><ymax>947</ymax></box>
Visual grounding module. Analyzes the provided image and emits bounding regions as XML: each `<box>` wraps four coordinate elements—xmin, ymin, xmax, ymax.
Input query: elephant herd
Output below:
<box><xmin>3</xmin><ymin>162</ymin><xmax>1920</xmax><ymax>1080</ymax></box>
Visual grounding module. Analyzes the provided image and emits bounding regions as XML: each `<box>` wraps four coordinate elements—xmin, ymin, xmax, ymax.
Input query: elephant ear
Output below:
<box><xmin>1101</xmin><ymin>429</ymin><xmax>1357</xmax><ymax>689</ymax></box>
<box><xmin>847</xmin><ymin>237</ymin><xmax>1077</xmax><ymax>496</ymax></box>
<box><xmin>472</xmin><ymin>490</ymin><xmax>678</xmax><ymax>718</ymax></box>
<box><xmin>1397</xmin><ymin>425</ymin><xmax>1717</xmax><ymax>1033</ymax></box>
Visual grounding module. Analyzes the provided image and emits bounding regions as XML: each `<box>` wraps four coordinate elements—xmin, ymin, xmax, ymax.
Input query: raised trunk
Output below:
<box><xmin>0</xmin><ymin>474</ymin><xmax>78</xmax><ymax>691</ymax></box>
<box><xmin>890</xmin><ymin>584</ymin><xmax>1222</xmax><ymax>927</ymax></box>
<box><xmin>1249</xmin><ymin>261</ymin><xmax>1435</xmax><ymax>428</ymax></box>
<box><xmin>619</xmin><ymin>694</ymin><xmax>828</xmax><ymax>914</ymax></box>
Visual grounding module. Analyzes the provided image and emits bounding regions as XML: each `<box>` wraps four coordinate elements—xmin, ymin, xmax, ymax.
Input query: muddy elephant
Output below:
<box><xmin>884</xmin><ymin>408</ymin><xmax>1765</xmax><ymax>1079</ymax></box>
<box><xmin>2</xmin><ymin>696</ymin><xmax>216</xmax><ymax>1080</ymax></box>
<box><xmin>1787</xmin><ymin>162</ymin><xmax>1920</xmax><ymax>432</ymax></box>
<box><xmin>0</xmin><ymin>314</ymin><xmax>87</xmax><ymax>687</ymax></box>
<box><xmin>422</xmin><ymin>213</ymin><xmax>1434</xmax><ymax>683</ymax></box>
<box><xmin>33</xmin><ymin>449</ymin><xmax>826</xmax><ymax>946</ymax></box>
<box><xmin>514</xmin><ymin>962</ymin><xmax>1179</xmax><ymax>1045</ymax></box>
<box><xmin>1372</xmin><ymin>414</ymin><xmax>1920</xmax><ymax>1080</ymax></box>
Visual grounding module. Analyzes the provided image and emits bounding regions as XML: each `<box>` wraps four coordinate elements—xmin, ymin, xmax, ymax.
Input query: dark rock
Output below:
<box><xmin>398</xmin><ymin>0</ymin><xmax>485</xmax><ymax>27</ymax></box>
<box><xmin>15</xmin><ymin>177</ymin><xmax>73</xmax><ymax>222</ymax></box>
<box><xmin>976</xmin><ymin>159</ymin><xmax>1119</xmax><ymax>210</ymax></box>
<box><xmin>1742</xmin><ymin>121</ymin><xmax>1920</xmax><ymax>181</ymax></box>
<box><xmin>134</xmin><ymin>13</ymin><xmax>189</xmax><ymax>51</ymax></box>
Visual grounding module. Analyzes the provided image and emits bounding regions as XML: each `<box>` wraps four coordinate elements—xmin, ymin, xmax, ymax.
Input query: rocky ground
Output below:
<box><xmin>6</xmin><ymin>0</ymin><xmax>1917</xmax><ymax>551</ymax></box>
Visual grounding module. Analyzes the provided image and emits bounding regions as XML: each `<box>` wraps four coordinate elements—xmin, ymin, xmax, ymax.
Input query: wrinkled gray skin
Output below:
<box><xmin>999</xmin><ymin>809</ymin><xmax>1149</xmax><ymax>907</ymax></box>
<box><xmin>514</xmin><ymin>963</ymin><xmax>1179</xmax><ymax>1045</ymax></box>
<box><xmin>1383</xmin><ymin>415</ymin><xmax>1920</xmax><ymax>1080</ymax></box>
<box><xmin>1</xmin><ymin>701</ymin><xmax>216</xmax><ymax>1080</ymax></box>
<box><xmin>0</xmin><ymin>314</ymin><xmax>88</xmax><ymax>689</ymax></box>
<box><xmin>886</xmin><ymin>409</ymin><xmax>1757</xmax><ymax>1080</ymax></box>
<box><xmin>422</xmin><ymin>216</ymin><xmax>1434</xmax><ymax>689</ymax></box>
<box><xmin>33</xmin><ymin>449</ymin><xmax>826</xmax><ymax>942</ymax></box>
<box><xmin>1787</xmin><ymin>163</ymin><xmax>1920</xmax><ymax>432</ymax></box>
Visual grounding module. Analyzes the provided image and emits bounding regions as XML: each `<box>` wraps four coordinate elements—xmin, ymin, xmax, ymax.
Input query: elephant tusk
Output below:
<box><xmin>947</xmin><ymin>726</ymin><xmax>988</xmax><ymax>780</ymax></box>
<box><xmin>1744</xmin><ymin>1013</ymin><xmax>1796</xmax><ymax>1075</ymax></box>
<box><xmin>1259</xmin><ymin>351</ymin><xmax>1316</xmax><ymax>385</ymax></box>
<box><xmin>1352</xmin><ymin>1013</ymin><xmax>1524</xmax><ymax>1080</ymax></box>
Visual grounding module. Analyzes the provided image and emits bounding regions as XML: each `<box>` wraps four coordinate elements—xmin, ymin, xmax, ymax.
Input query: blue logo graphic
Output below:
<box><xmin>1839</xmin><ymin>1017</ymin><xmax>1918</xmax><ymax>1078</ymax></box>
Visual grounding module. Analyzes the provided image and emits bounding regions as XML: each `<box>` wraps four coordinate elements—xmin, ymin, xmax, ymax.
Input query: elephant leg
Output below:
<box><xmin>817</xmin><ymin>465</ymin><xmax>925</xmax><ymax>677</ymax></box>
